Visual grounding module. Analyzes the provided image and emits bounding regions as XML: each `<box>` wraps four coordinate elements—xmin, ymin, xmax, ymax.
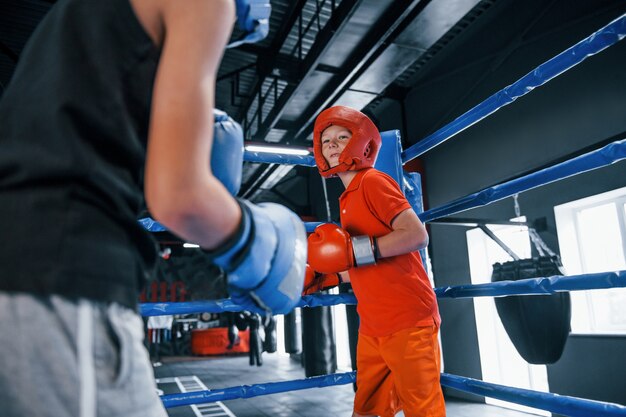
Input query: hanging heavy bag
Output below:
<box><xmin>492</xmin><ymin>255</ymin><xmax>571</xmax><ymax>364</ymax></box>
<box><xmin>263</xmin><ymin>315</ymin><xmax>277</xmax><ymax>353</ymax></box>
<box><xmin>283</xmin><ymin>310</ymin><xmax>302</xmax><ymax>354</ymax></box>
<box><xmin>302</xmin><ymin>305</ymin><xmax>337</xmax><ymax>377</ymax></box>
<box><xmin>248</xmin><ymin>313</ymin><xmax>264</xmax><ymax>367</ymax></box>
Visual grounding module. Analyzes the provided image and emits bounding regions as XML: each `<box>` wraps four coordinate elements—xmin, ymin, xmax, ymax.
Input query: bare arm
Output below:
<box><xmin>144</xmin><ymin>0</ymin><xmax>240</xmax><ymax>250</ymax></box>
<box><xmin>376</xmin><ymin>208</ymin><xmax>429</xmax><ymax>258</ymax></box>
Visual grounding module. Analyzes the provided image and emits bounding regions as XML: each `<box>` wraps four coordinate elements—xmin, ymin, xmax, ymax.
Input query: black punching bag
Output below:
<box><xmin>263</xmin><ymin>315</ymin><xmax>277</xmax><ymax>353</ymax></box>
<box><xmin>248</xmin><ymin>313</ymin><xmax>263</xmax><ymax>366</ymax></box>
<box><xmin>302</xmin><ymin>305</ymin><xmax>337</xmax><ymax>377</ymax></box>
<box><xmin>284</xmin><ymin>310</ymin><xmax>302</xmax><ymax>354</ymax></box>
<box><xmin>492</xmin><ymin>256</ymin><xmax>570</xmax><ymax>364</ymax></box>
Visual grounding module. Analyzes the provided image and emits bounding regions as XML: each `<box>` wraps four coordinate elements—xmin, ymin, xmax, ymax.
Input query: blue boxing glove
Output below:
<box><xmin>227</xmin><ymin>0</ymin><xmax>271</xmax><ymax>48</ymax></box>
<box><xmin>212</xmin><ymin>109</ymin><xmax>244</xmax><ymax>195</ymax></box>
<box><xmin>208</xmin><ymin>199</ymin><xmax>307</xmax><ymax>315</ymax></box>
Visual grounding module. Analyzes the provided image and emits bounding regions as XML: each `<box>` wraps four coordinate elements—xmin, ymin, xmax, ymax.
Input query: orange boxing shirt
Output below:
<box><xmin>340</xmin><ymin>168</ymin><xmax>441</xmax><ymax>337</ymax></box>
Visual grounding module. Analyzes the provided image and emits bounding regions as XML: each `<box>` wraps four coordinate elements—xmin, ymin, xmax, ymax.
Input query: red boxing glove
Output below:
<box><xmin>303</xmin><ymin>264</ymin><xmax>341</xmax><ymax>295</ymax></box>
<box><xmin>307</xmin><ymin>223</ymin><xmax>377</xmax><ymax>274</ymax></box>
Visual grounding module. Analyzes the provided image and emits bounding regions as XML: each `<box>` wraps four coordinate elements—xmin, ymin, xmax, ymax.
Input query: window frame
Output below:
<box><xmin>554</xmin><ymin>187</ymin><xmax>626</xmax><ymax>336</ymax></box>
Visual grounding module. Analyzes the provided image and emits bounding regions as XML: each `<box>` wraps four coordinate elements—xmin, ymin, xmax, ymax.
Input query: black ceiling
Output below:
<box><xmin>2</xmin><ymin>0</ymin><xmax>625</xmax><ymax>213</ymax></box>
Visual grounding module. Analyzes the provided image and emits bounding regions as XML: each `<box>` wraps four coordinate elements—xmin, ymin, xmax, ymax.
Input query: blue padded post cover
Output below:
<box><xmin>403</xmin><ymin>172</ymin><xmax>423</xmax><ymax>215</ymax></box>
<box><xmin>374</xmin><ymin>130</ymin><xmax>429</xmax><ymax>273</ymax></box>
<box><xmin>403</xmin><ymin>171</ymin><xmax>429</xmax><ymax>274</ymax></box>
<box><xmin>374</xmin><ymin>130</ymin><xmax>403</xmax><ymax>186</ymax></box>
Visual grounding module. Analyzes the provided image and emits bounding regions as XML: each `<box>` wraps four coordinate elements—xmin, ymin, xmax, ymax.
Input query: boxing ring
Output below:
<box><xmin>140</xmin><ymin>14</ymin><xmax>626</xmax><ymax>417</ymax></box>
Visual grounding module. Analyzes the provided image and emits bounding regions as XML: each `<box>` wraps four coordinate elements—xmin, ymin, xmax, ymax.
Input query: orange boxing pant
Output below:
<box><xmin>353</xmin><ymin>325</ymin><xmax>445</xmax><ymax>417</ymax></box>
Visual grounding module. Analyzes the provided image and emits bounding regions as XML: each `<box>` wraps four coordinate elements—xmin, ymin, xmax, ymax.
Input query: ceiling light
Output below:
<box><xmin>183</xmin><ymin>243</ymin><xmax>200</xmax><ymax>248</ymax></box>
<box><xmin>245</xmin><ymin>145</ymin><xmax>310</xmax><ymax>156</ymax></box>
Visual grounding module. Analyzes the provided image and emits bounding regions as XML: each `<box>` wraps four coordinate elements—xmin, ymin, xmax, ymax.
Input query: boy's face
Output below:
<box><xmin>321</xmin><ymin>125</ymin><xmax>352</xmax><ymax>168</ymax></box>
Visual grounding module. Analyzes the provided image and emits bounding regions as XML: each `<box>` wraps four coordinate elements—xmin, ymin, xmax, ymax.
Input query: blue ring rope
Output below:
<box><xmin>440</xmin><ymin>373</ymin><xmax>626</xmax><ymax>417</ymax></box>
<box><xmin>401</xmin><ymin>14</ymin><xmax>626</xmax><ymax>163</ymax></box>
<box><xmin>141</xmin><ymin>293</ymin><xmax>358</xmax><ymax>316</ymax></box>
<box><xmin>139</xmin><ymin>218</ymin><xmax>323</xmax><ymax>233</ymax></box>
<box><xmin>140</xmin><ymin>270</ymin><xmax>625</xmax><ymax>316</ymax></box>
<box><xmin>435</xmin><ymin>270</ymin><xmax>626</xmax><ymax>299</ymax></box>
<box><xmin>160</xmin><ymin>371</ymin><xmax>356</xmax><ymax>408</ymax></box>
<box><xmin>160</xmin><ymin>369</ymin><xmax>626</xmax><ymax>416</ymax></box>
<box><xmin>419</xmin><ymin>139</ymin><xmax>626</xmax><ymax>223</ymax></box>
<box><xmin>141</xmin><ymin>140</ymin><xmax>626</xmax><ymax>232</ymax></box>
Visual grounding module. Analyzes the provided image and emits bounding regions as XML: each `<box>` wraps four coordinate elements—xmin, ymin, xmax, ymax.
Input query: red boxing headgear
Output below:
<box><xmin>313</xmin><ymin>106</ymin><xmax>381</xmax><ymax>178</ymax></box>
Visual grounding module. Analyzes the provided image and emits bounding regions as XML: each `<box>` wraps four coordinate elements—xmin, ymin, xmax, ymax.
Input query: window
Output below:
<box><xmin>554</xmin><ymin>187</ymin><xmax>626</xmax><ymax>335</ymax></box>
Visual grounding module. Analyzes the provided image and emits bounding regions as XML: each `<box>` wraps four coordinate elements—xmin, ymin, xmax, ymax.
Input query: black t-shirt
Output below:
<box><xmin>0</xmin><ymin>0</ymin><xmax>161</xmax><ymax>309</ymax></box>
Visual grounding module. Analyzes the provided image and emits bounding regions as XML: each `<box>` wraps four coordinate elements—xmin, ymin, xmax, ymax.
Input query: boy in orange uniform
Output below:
<box><xmin>307</xmin><ymin>106</ymin><xmax>445</xmax><ymax>417</ymax></box>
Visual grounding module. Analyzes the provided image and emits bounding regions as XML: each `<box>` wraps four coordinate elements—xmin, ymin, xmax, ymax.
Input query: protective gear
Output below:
<box><xmin>303</xmin><ymin>264</ymin><xmax>341</xmax><ymax>295</ymax></box>
<box><xmin>307</xmin><ymin>223</ymin><xmax>376</xmax><ymax>274</ymax></box>
<box><xmin>208</xmin><ymin>200</ymin><xmax>307</xmax><ymax>315</ymax></box>
<box><xmin>212</xmin><ymin>109</ymin><xmax>244</xmax><ymax>195</ymax></box>
<box><xmin>228</xmin><ymin>0</ymin><xmax>272</xmax><ymax>49</ymax></box>
<box><xmin>313</xmin><ymin>106</ymin><xmax>381</xmax><ymax>178</ymax></box>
